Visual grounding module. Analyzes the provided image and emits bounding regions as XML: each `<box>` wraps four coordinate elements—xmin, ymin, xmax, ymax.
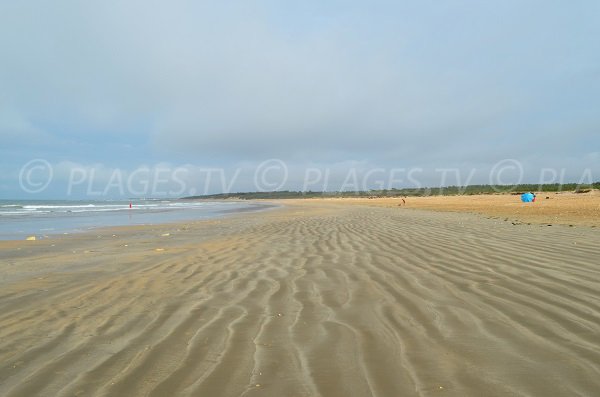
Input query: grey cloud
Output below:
<box><xmin>0</xmin><ymin>0</ymin><xmax>599</xmax><ymax>198</ymax></box>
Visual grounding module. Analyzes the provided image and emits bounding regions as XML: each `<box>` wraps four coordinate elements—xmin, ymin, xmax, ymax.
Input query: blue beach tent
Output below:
<box><xmin>521</xmin><ymin>192</ymin><xmax>535</xmax><ymax>202</ymax></box>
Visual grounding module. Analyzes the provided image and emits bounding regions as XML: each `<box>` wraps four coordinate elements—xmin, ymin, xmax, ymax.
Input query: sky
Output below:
<box><xmin>1</xmin><ymin>0</ymin><xmax>599</xmax><ymax>198</ymax></box>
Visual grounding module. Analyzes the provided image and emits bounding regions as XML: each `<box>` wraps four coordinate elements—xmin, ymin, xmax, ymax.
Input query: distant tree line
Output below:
<box><xmin>182</xmin><ymin>182</ymin><xmax>600</xmax><ymax>200</ymax></box>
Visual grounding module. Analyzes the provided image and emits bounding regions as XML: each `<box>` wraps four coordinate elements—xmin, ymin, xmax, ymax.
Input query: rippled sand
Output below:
<box><xmin>1</xmin><ymin>202</ymin><xmax>599</xmax><ymax>396</ymax></box>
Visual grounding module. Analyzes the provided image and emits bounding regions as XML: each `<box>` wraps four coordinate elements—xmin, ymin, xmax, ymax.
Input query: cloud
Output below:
<box><xmin>0</xmin><ymin>107</ymin><xmax>54</xmax><ymax>144</ymax></box>
<box><xmin>0</xmin><ymin>0</ymin><xmax>599</xmax><ymax>198</ymax></box>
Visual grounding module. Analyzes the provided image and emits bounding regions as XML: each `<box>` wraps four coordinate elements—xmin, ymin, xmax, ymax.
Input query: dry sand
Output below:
<box><xmin>1</xmin><ymin>200</ymin><xmax>599</xmax><ymax>396</ymax></box>
<box><xmin>313</xmin><ymin>190</ymin><xmax>600</xmax><ymax>227</ymax></box>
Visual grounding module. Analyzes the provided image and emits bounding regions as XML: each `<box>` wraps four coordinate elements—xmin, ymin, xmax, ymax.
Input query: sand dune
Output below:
<box><xmin>1</xmin><ymin>202</ymin><xmax>599</xmax><ymax>396</ymax></box>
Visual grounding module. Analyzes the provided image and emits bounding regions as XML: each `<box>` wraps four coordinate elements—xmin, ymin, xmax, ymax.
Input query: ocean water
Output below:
<box><xmin>0</xmin><ymin>199</ymin><xmax>271</xmax><ymax>240</ymax></box>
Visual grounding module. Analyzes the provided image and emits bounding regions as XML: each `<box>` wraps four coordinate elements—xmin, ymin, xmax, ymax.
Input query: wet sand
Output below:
<box><xmin>1</xmin><ymin>201</ymin><xmax>599</xmax><ymax>396</ymax></box>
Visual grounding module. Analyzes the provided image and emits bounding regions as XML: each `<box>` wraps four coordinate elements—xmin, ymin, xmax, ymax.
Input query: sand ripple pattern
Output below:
<box><xmin>1</xmin><ymin>205</ymin><xmax>599</xmax><ymax>396</ymax></box>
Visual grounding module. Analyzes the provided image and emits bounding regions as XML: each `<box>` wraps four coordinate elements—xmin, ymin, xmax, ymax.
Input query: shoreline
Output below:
<box><xmin>4</xmin><ymin>189</ymin><xmax>597</xmax><ymax>245</ymax></box>
<box><xmin>3</xmin><ymin>190</ymin><xmax>597</xmax><ymax>243</ymax></box>
<box><xmin>0</xmin><ymin>201</ymin><xmax>279</xmax><ymax>242</ymax></box>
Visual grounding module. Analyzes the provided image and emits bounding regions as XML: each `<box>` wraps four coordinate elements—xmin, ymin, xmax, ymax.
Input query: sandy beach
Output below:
<box><xmin>1</xmin><ymin>199</ymin><xmax>599</xmax><ymax>396</ymax></box>
<box><xmin>316</xmin><ymin>190</ymin><xmax>600</xmax><ymax>227</ymax></box>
